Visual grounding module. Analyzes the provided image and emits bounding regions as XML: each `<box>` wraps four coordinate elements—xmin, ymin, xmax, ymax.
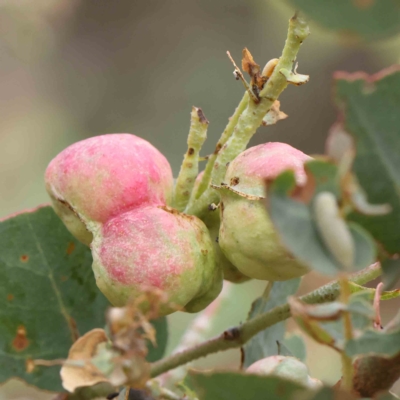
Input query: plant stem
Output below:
<box><xmin>339</xmin><ymin>276</ymin><xmax>354</xmax><ymax>391</ymax></box>
<box><xmin>188</xmin><ymin>93</ymin><xmax>249</xmax><ymax>204</ymax></box>
<box><xmin>174</xmin><ymin>107</ymin><xmax>209</xmax><ymax>211</ymax></box>
<box><xmin>157</xmin><ymin>282</ymin><xmax>231</xmax><ymax>387</ymax></box>
<box><xmin>186</xmin><ymin>14</ymin><xmax>310</xmax><ymax>219</ymax></box>
<box><xmin>149</xmin><ymin>263</ymin><xmax>381</xmax><ymax>378</ymax></box>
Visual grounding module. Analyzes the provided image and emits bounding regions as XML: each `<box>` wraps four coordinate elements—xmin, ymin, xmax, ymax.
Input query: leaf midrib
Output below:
<box><xmin>26</xmin><ymin>217</ymin><xmax>77</xmax><ymax>345</ymax></box>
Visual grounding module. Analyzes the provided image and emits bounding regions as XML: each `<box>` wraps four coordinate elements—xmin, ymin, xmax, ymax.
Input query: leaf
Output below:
<box><xmin>348</xmin><ymin>223</ymin><xmax>376</xmax><ymax>271</ymax></box>
<box><xmin>289</xmin><ymin>293</ymin><xmax>375</xmax><ymax>351</ymax></box>
<box><xmin>268</xmin><ymin>161</ymin><xmax>376</xmax><ymax>276</ymax></box>
<box><xmin>302</xmin><ymin>386</ymin><xmax>357</xmax><ymax>400</ymax></box>
<box><xmin>279</xmin><ymin>68</ymin><xmax>309</xmax><ymax>86</ymax></box>
<box><xmin>242</xmin><ymin>278</ymin><xmax>301</xmax><ymax>368</ymax></box>
<box><xmin>188</xmin><ymin>372</ymin><xmax>359</xmax><ymax>400</ymax></box>
<box><xmin>0</xmin><ymin>378</ymin><xmax>57</xmax><ymax>400</ymax></box>
<box><xmin>262</xmin><ymin>101</ymin><xmax>288</xmax><ymax>126</ymax></box>
<box><xmin>60</xmin><ymin>329</ymin><xmax>110</xmax><ymax>393</ymax></box>
<box><xmin>187</xmin><ymin>371</ymin><xmax>307</xmax><ymax>400</ymax></box>
<box><xmin>348</xmin><ymin>282</ymin><xmax>400</xmax><ymax>301</ymax></box>
<box><xmin>281</xmin><ymin>333</ymin><xmax>307</xmax><ymax>363</ymax></box>
<box><xmin>375</xmin><ymin>393</ymin><xmax>400</xmax><ymax>400</ymax></box>
<box><xmin>289</xmin><ymin>298</ymin><xmax>340</xmax><ymax>350</ymax></box>
<box><xmin>0</xmin><ymin>206</ymin><xmax>169</xmax><ymax>392</ymax></box>
<box><xmin>345</xmin><ymin>329</ymin><xmax>400</xmax><ymax>358</ymax></box>
<box><xmin>285</xmin><ymin>0</ymin><xmax>400</xmax><ymax>41</ymax></box>
<box><xmin>117</xmin><ymin>387</ymin><xmax>155</xmax><ymax>400</ymax></box>
<box><xmin>146</xmin><ymin>317</ymin><xmax>168</xmax><ymax>363</ymax></box>
<box><xmin>0</xmin><ymin>206</ymin><xmax>110</xmax><ymax>391</ymax></box>
<box><xmin>268</xmin><ymin>191</ymin><xmax>341</xmax><ymax>276</ymax></box>
<box><xmin>381</xmin><ymin>258</ymin><xmax>400</xmax><ymax>290</ymax></box>
<box><xmin>335</xmin><ymin>68</ymin><xmax>400</xmax><ymax>258</ymax></box>
<box><xmin>303</xmin><ymin>160</ymin><xmax>341</xmax><ymax>200</ymax></box>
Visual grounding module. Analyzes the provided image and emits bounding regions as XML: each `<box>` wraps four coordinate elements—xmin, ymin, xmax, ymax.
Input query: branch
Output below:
<box><xmin>186</xmin><ymin>14</ymin><xmax>310</xmax><ymax>219</ymax></box>
<box><xmin>150</xmin><ymin>263</ymin><xmax>381</xmax><ymax>378</ymax></box>
<box><xmin>188</xmin><ymin>93</ymin><xmax>249</xmax><ymax>204</ymax></box>
<box><xmin>174</xmin><ymin>107</ymin><xmax>208</xmax><ymax>211</ymax></box>
<box><xmin>157</xmin><ymin>282</ymin><xmax>232</xmax><ymax>388</ymax></box>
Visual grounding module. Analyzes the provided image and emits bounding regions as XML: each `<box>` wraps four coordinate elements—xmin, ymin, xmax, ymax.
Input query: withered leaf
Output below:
<box><xmin>60</xmin><ymin>328</ymin><xmax>109</xmax><ymax>393</ymax></box>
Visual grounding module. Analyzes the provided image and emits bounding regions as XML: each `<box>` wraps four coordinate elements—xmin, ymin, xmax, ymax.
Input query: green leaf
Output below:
<box><xmin>304</xmin><ymin>160</ymin><xmax>341</xmax><ymax>198</ymax></box>
<box><xmin>305</xmin><ymin>386</ymin><xmax>357</xmax><ymax>400</ymax></box>
<box><xmin>187</xmin><ymin>371</ymin><xmax>307</xmax><ymax>400</ymax></box>
<box><xmin>381</xmin><ymin>258</ymin><xmax>400</xmax><ymax>290</ymax></box>
<box><xmin>335</xmin><ymin>68</ymin><xmax>400</xmax><ymax>258</ymax></box>
<box><xmin>290</xmin><ymin>292</ymin><xmax>375</xmax><ymax>351</ymax></box>
<box><xmin>243</xmin><ymin>279</ymin><xmax>301</xmax><ymax>368</ymax></box>
<box><xmin>281</xmin><ymin>333</ymin><xmax>307</xmax><ymax>363</ymax></box>
<box><xmin>348</xmin><ymin>281</ymin><xmax>400</xmax><ymax>301</ymax></box>
<box><xmin>375</xmin><ymin>393</ymin><xmax>400</xmax><ymax>400</ymax></box>
<box><xmin>345</xmin><ymin>329</ymin><xmax>400</xmax><ymax>358</ymax></box>
<box><xmin>117</xmin><ymin>387</ymin><xmax>155</xmax><ymax>400</ymax></box>
<box><xmin>269</xmin><ymin>192</ymin><xmax>341</xmax><ymax>276</ymax></box>
<box><xmin>147</xmin><ymin>317</ymin><xmax>168</xmax><ymax>363</ymax></box>
<box><xmin>268</xmin><ymin>158</ymin><xmax>376</xmax><ymax>276</ymax></box>
<box><xmin>0</xmin><ymin>206</ymin><xmax>169</xmax><ymax>391</ymax></box>
<box><xmin>348</xmin><ymin>223</ymin><xmax>376</xmax><ymax>271</ymax></box>
<box><xmin>0</xmin><ymin>206</ymin><xmax>110</xmax><ymax>391</ymax></box>
<box><xmin>285</xmin><ymin>0</ymin><xmax>400</xmax><ymax>41</ymax></box>
<box><xmin>188</xmin><ymin>372</ymin><xmax>360</xmax><ymax>400</ymax></box>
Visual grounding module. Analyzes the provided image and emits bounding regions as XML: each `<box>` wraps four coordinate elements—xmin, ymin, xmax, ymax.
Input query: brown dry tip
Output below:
<box><xmin>12</xmin><ymin>325</ymin><xmax>29</xmax><ymax>352</ymax></box>
<box><xmin>214</xmin><ymin>143</ymin><xmax>223</xmax><ymax>154</ymax></box>
<box><xmin>20</xmin><ymin>255</ymin><xmax>29</xmax><ymax>263</ymax></box>
<box><xmin>223</xmin><ymin>327</ymin><xmax>241</xmax><ymax>341</ymax></box>
<box><xmin>69</xmin><ymin>316</ymin><xmax>80</xmax><ymax>342</ymax></box>
<box><xmin>158</xmin><ymin>205</ymin><xmax>195</xmax><ymax>220</ymax></box>
<box><xmin>66</xmin><ymin>242</ymin><xmax>75</xmax><ymax>255</ymax></box>
<box><xmin>242</xmin><ymin>48</ymin><xmax>260</xmax><ymax>78</ymax></box>
<box><xmin>230</xmin><ymin>177</ymin><xmax>240</xmax><ymax>186</ymax></box>
<box><xmin>26</xmin><ymin>358</ymin><xmax>35</xmax><ymax>373</ymax></box>
<box><xmin>187</xmin><ymin>147</ymin><xmax>195</xmax><ymax>156</ymax></box>
<box><xmin>197</xmin><ymin>108</ymin><xmax>209</xmax><ymax>124</ymax></box>
<box><xmin>7</xmin><ymin>294</ymin><xmax>14</xmax><ymax>301</ymax></box>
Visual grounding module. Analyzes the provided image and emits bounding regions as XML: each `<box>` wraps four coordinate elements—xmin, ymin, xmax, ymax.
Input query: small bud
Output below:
<box><xmin>262</xmin><ymin>58</ymin><xmax>279</xmax><ymax>78</ymax></box>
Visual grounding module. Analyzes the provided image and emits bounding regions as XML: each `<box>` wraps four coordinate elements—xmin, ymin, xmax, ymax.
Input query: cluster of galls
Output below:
<box><xmin>45</xmin><ymin>134</ymin><xmax>310</xmax><ymax>315</ymax></box>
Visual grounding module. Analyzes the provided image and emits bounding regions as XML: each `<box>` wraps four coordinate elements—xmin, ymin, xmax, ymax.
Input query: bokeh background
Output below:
<box><xmin>1</xmin><ymin>0</ymin><xmax>399</xmax><ymax>398</ymax></box>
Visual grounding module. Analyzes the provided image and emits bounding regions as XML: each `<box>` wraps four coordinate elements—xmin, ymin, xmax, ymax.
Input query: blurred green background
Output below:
<box><xmin>1</xmin><ymin>0</ymin><xmax>399</xmax><ymax>398</ymax></box>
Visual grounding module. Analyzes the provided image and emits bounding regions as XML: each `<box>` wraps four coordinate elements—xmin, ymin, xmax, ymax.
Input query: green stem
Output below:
<box><xmin>339</xmin><ymin>276</ymin><xmax>354</xmax><ymax>391</ymax></box>
<box><xmin>174</xmin><ymin>107</ymin><xmax>208</xmax><ymax>211</ymax></box>
<box><xmin>185</xmin><ymin>14</ymin><xmax>310</xmax><ymax>219</ymax></box>
<box><xmin>149</xmin><ymin>263</ymin><xmax>381</xmax><ymax>378</ymax></box>
<box><xmin>188</xmin><ymin>93</ymin><xmax>249</xmax><ymax>204</ymax></box>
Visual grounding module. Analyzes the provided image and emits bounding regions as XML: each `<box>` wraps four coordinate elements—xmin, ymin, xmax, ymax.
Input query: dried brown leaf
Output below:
<box><xmin>241</xmin><ymin>48</ymin><xmax>267</xmax><ymax>93</ymax></box>
<box><xmin>60</xmin><ymin>328</ymin><xmax>109</xmax><ymax>393</ymax></box>
<box><xmin>262</xmin><ymin>100</ymin><xmax>288</xmax><ymax>126</ymax></box>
